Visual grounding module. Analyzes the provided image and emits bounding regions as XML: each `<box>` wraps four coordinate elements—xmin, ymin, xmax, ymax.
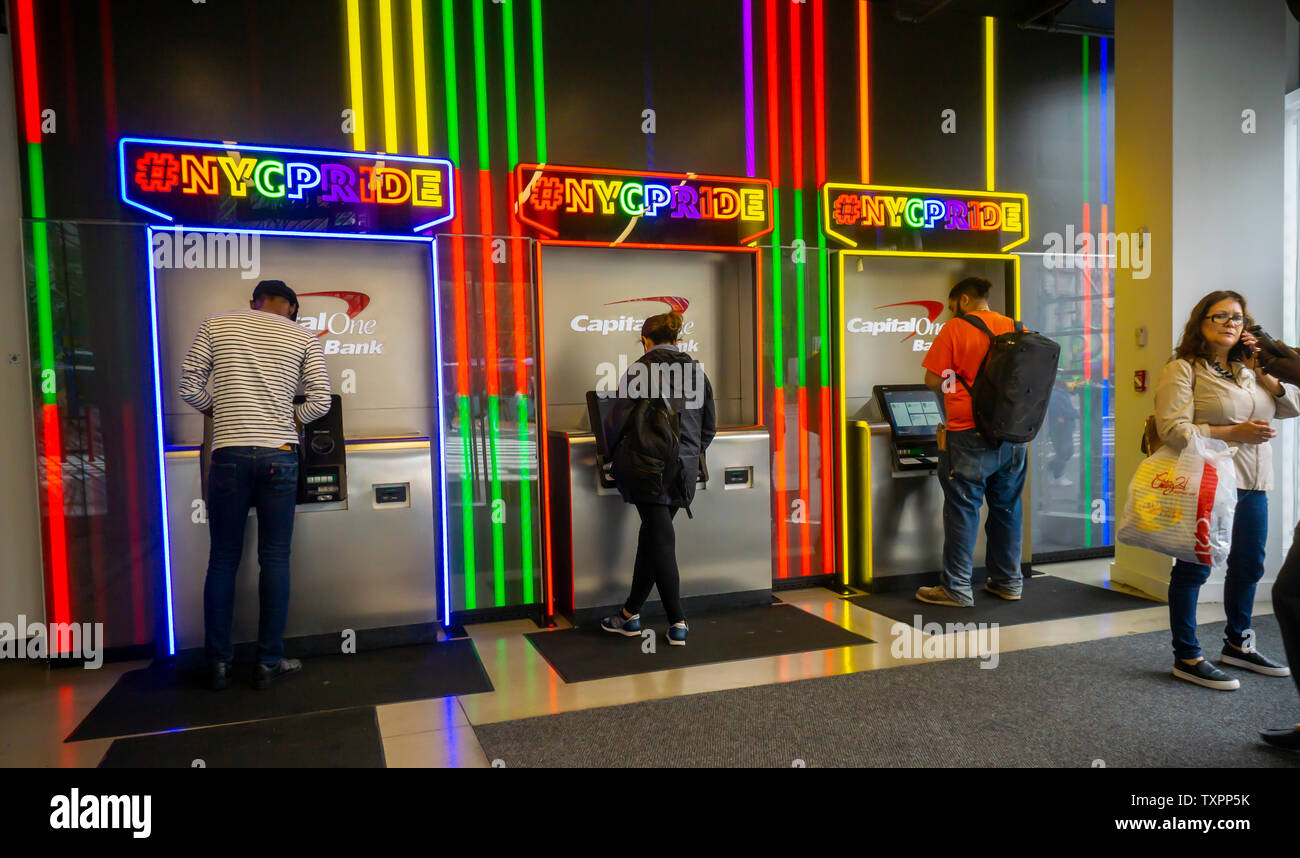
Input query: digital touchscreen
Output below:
<box><xmin>881</xmin><ymin>388</ymin><xmax>944</xmax><ymax>438</ymax></box>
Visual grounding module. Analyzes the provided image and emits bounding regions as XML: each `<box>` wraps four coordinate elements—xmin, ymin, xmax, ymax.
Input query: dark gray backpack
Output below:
<box><xmin>955</xmin><ymin>315</ymin><xmax>1061</xmax><ymax>445</ymax></box>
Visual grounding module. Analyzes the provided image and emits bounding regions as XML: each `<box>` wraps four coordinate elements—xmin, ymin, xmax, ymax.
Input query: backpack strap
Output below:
<box><xmin>956</xmin><ymin>312</ymin><xmax>996</xmax><ymax>342</ymax></box>
<box><xmin>952</xmin><ymin>313</ymin><xmax>997</xmax><ymax>395</ymax></box>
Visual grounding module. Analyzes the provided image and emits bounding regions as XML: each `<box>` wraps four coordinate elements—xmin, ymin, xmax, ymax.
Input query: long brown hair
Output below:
<box><xmin>1173</xmin><ymin>290</ymin><xmax>1253</xmax><ymax>365</ymax></box>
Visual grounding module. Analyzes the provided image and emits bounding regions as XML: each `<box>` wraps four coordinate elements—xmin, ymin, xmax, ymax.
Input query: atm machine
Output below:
<box><xmin>121</xmin><ymin>138</ymin><xmax>455</xmax><ymax>658</ymax></box>
<box><xmin>821</xmin><ymin>182</ymin><xmax>1035</xmax><ymax>591</ymax></box>
<box><xmin>514</xmin><ymin>164</ymin><xmax>776</xmax><ymax>625</ymax></box>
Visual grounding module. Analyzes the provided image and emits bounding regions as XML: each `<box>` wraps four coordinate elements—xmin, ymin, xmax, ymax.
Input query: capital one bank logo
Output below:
<box><xmin>847</xmin><ymin>300</ymin><xmax>945</xmax><ymax>352</ymax></box>
<box><xmin>296</xmin><ymin>291</ymin><xmax>384</xmax><ymax>355</ymax></box>
<box><xmin>571</xmin><ymin>295</ymin><xmax>700</xmax><ymax>353</ymax></box>
<box><xmin>588</xmin><ymin>296</ymin><xmax>701</xmax><ymax>393</ymax></box>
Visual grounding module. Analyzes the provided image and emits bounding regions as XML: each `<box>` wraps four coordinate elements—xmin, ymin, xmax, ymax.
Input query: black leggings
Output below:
<box><xmin>624</xmin><ymin>503</ymin><xmax>684</xmax><ymax>624</ymax></box>
<box><xmin>1274</xmin><ymin>522</ymin><xmax>1300</xmax><ymax>700</ymax></box>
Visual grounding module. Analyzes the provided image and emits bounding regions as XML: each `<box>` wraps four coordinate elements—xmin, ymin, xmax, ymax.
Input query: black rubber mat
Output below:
<box><xmin>98</xmin><ymin>707</ymin><xmax>386</xmax><ymax>768</ymax></box>
<box><xmin>525</xmin><ymin>603</ymin><xmax>872</xmax><ymax>683</ymax></box>
<box><xmin>67</xmin><ymin>640</ymin><xmax>491</xmax><ymax>742</ymax></box>
<box><xmin>848</xmin><ymin>574</ymin><xmax>1160</xmax><ymax>629</ymax></box>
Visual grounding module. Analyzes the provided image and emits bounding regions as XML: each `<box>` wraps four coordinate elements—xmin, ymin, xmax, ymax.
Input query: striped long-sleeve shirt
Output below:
<box><xmin>179</xmin><ymin>309</ymin><xmax>333</xmax><ymax>451</ymax></box>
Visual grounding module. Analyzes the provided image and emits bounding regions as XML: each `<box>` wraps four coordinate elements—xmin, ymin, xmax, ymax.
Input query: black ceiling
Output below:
<box><xmin>884</xmin><ymin>0</ymin><xmax>1114</xmax><ymax>34</ymax></box>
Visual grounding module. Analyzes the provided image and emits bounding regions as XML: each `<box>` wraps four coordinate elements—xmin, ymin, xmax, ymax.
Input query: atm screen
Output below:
<box><xmin>878</xmin><ymin>386</ymin><xmax>944</xmax><ymax>439</ymax></box>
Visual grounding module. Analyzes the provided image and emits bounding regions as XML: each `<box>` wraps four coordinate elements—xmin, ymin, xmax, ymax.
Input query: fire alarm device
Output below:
<box><xmin>1133</xmin><ymin>370</ymin><xmax>1147</xmax><ymax>393</ymax></box>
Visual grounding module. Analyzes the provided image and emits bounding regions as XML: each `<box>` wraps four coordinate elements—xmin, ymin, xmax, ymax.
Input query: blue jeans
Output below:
<box><xmin>938</xmin><ymin>430</ymin><xmax>1028</xmax><ymax>604</ymax></box>
<box><xmin>204</xmin><ymin>446</ymin><xmax>299</xmax><ymax>666</ymax></box>
<box><xmin>1168</xmin><ymin>489</ymin><xmax>1268</xmax><ymax>661</ymax></box>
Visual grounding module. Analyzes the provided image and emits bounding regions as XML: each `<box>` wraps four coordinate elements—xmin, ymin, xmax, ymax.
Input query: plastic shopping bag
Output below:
<box><xmin>1117</xmin><ymin>432</ymin><xmax>1237</xmax><ymax>566</ymax></box>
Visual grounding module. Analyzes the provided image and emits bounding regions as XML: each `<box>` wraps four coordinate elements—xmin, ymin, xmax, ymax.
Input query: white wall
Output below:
<box><xmin>0</xmin><ymin>34</ymin><xmax>45</xmax><ymax>623</ymax></box>
<box><xmin>1172</xmin><ymin>0</ymin><xmax>1290</xmax><ymax>589</ymax></box>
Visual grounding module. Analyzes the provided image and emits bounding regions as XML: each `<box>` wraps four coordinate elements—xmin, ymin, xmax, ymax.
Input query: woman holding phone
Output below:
<box><xmin>1155</xmin><ymin>290</ymin><xmax>1300</xmax><ymax>690</ymax></box>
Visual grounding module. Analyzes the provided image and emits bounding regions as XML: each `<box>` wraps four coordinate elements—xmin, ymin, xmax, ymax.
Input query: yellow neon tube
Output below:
<box><xmin>820</xmin><ymin>182</ymin><xmax>1030</xmax><ymax>253</ymax></box>
<box><xmin>346</xmin><ymin>0</ymin><xmax>367</xmax><ymax>151</ymax></box>
<box><xmin>985</xmin><ymin>16</ymin><xmax>996</xmax><ymax>191</ymax></box>
<box><xmin>379</xmin><ymin>0</ymin><xmax>399</xmax><ymax>152</ymax></box>
<box><xmin>411</xmin><ymin>0</ymin><xmax>431</xmax><ymax>156</ymax></box>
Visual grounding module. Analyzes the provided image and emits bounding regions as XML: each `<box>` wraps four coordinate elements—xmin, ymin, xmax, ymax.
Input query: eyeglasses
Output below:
<box><xmin>1204</xmin><ymin>313</ymin><xmax>1245</xmax><ymax>327</ymax></box>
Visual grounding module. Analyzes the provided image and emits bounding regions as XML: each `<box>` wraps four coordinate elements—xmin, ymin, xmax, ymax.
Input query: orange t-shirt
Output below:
<box><xmin>921</xmin><ymin>309</ymin><xmax>1015</xmax><ymax>432</ymax></box>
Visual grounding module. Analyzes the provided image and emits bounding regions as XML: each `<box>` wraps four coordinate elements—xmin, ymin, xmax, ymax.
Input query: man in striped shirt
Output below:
<box><xmin>179</xmin><ymin>279</ymin><xmax>332</xmax><ymax>690</ymax></box>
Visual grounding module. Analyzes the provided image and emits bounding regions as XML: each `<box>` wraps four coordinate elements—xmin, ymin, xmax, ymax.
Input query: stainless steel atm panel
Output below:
<box><xmin>155</xmin><ymin>236</ymin><xmax>440</xmax><ymax>652</ymax></box>
<box><xmin>840</xmin><ymin>256</ymin><xmax>1029</xmax><ymax>588</ymax></box>
<box><xmin>164</xmin><ymin>441</ymin><xmax>438</xmax><ymax>652</ymax></box>
<box><xmin>539</xmin><ymin>244</ymin><xmax>771</xmax><ymax>619</ymax></box>
<box><xmin>554</xmin><ymin>431</ymin><xmax>771</xmax><ymax>624</ymax></box>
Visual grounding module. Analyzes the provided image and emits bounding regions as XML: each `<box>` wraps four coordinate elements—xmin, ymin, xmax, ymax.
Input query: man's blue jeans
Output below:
<box><xmin>204</xmin><ymin>446</ymin><xmax>299</xmax><ymax>666</ymax></box>
<box><xmin>938</xmin><ymin>429</ymin><xmax>1028</xmax><ymax>604</ymax></box>
<box><xmin>1169</xmin><ymin>489</ymin><xmax>1268</xmax><ymax>661</ymax></box>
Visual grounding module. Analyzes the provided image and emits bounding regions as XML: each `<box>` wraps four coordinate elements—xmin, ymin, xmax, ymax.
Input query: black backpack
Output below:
<box><xmin>954</xmin><ymin>315</ymin><xmax>1060</xmax><ymax>445</ymax></box>
<box><xmin>611</xmin><ymin>396</ymin><xmax>688</xmax><ymax>509</ymax></box>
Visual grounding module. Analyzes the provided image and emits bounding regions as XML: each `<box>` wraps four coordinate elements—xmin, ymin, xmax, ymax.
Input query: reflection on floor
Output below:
<box><xmin>0</xmin><ymin>559</ymin><xmax>1282</xmax><ymax>768</ymax></box>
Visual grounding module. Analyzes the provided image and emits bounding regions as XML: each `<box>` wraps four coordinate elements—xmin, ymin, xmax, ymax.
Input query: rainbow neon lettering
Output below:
<box><xmin>120</xmin><ymin>138</ymin><xmax>455</xmax><ymax>236</ymax></box>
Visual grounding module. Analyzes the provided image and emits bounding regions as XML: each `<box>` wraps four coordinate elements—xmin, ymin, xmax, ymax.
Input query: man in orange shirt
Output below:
<box><xmin>916</xmin><ymin>276</ymin><xmax>1027</xmax><ymax>607</ymax></box>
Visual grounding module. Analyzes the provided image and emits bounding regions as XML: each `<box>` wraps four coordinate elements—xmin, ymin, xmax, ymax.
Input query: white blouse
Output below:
<box><xmin>1154</xmin><ymin>357</ymin><xmax>1300</xmax><ymax>491</ymax></box>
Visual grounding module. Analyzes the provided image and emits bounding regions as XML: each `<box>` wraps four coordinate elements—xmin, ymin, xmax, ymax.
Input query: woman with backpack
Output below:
<box><xmin>599</xmin><ymin>311</ymin><xmax>716</xmax><ymax>646</ymax></box>
<box><xmin>1154</xmin><ymin>290</ymin><xmax>1299</xmax><ymax>690</ymax></box>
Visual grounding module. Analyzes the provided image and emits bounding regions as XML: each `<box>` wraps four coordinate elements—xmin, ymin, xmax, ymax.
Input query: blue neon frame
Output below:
<box><xmin>120</xmin><ymin>137</ymin><xmax>455</xmax><ymax>237</ymax></box>
<box><xmin>145</xmin><ymin>225</ymin><xmax>451</xmax><ymax>654</ymax></box>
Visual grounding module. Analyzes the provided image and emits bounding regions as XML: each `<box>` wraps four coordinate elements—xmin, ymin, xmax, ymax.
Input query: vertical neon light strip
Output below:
<box><xmin>471</xmin><ymin>0</ymin><xmax>508</xmax><ymax>605</ymax></box>
<box><xmin>1100</xmin><ymin>36</ymin><xmax>1111</xmax><ymax>544</ymax></box>
<box><xmin>858</xmin><ymin>1</ymin><xmax>870</xmax><ymax>184</ymax></box>
<box><xmin>412</xmin><ymin>2</ymin><xmax>451</xmax><ymax>624</ymax></box>
<box><xmin>743</xmin><ymin>0</ymin><xmax>756</xmax><ymax>178</ymax></box>
<box><xmin>378</xmin><ymin>0</ymin><xmax>399</xmax><ymax>152</ymax></box>
<box><xmin>813</xmin><ymin>0</ymin><xmax>834</xmax><ymax>577</ymax></box>
<box><xmin>1081</xmin><ymin>36</ymin><xmax>1093</xmax><ymax>547</ymax></box>
<box><xmin>442</xmin><ymin>0</ymin><xmax>478</xmax><ymax>610</ymax></box>
<box><xmin>531</xmin><ymin>0</ymin><xmax>553</xmax><ymax>617</ymax></box>
<box><xmin>844</xmin><ymin>0</ymin><xmax>870</xmax><ymax>582</ymax></box>
<box><xmin>346</xmin><ymin>0</ymin><xmax>367</xmax><ymax>151</ymax></box>
<box><xmin>411</xmin><ymin>0</ymin><xmax>431</xmax><ymax>156</ymax></box>
<box><xmin>765</xmin><ymin>0</ymin><xmax>788</xmax><ymax>578</ymax></box>
<box><xmin>16</xmin><ymin>0</ymin><xmax>71</xmax><ymax>650</ymax></box>
<box><xmin>431</xmin><ymin>239</ymin><xmax>453</xmax><ymax>624</ymax></box>
<box><xmin>530</xmin><ymin>0</ymin><xmax>548</xmax><ymax>161</ymax></box>
<box><xmin>502</xmin><ymin>0</ymin><xmax>535</xmax><ymax>603</ymax></box>
<box><xmin>789</xmin><ymin>1</ymin><xmax>811</xmax><ymax>578</ymax></box>
<box><xmin>984</xmin><ymin>17</ymin><xmax>995</xmax><ymax>191</ymax></box>
<box><xmin>144</xmin><ymin>229</ymin><xmax>177</xmax><ymax>654</ymax></box>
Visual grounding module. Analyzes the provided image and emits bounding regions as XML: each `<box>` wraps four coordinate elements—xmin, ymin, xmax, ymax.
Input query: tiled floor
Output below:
<box><xmin>0</xmin><ymin>559</ymin><xmax>1276</xmax><ymax>767</ymax></box>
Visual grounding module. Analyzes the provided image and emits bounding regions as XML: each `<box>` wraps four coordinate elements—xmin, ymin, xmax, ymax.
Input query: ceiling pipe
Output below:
<box><xmin>1019</xmin><ymin>20</ymin><xmax>1114</xmax><ymax>37</ymax></box>
<box><xmin>1019</xmin><ymin>0</ymin><xmax>1112</xmax><ymax>38</ymax></box>
<box><xmin>892</xmin><ymin>0</ymin><xmax>957</xmax><ymax>24</ymax></box>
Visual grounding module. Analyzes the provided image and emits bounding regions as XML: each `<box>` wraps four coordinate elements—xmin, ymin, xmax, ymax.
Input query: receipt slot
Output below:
<box><xmin>515</xmin><ymin>164</ymin><xmax>776</xmax><ymax>624</ymax></box>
